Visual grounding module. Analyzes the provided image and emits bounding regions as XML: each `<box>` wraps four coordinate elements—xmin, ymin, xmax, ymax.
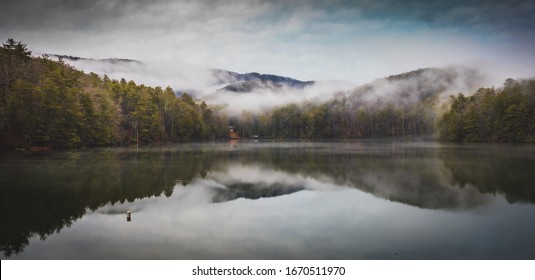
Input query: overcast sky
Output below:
<box><xmin>1</xmin><ymin>0</ymin><xmax>534</xmax><ymax>84</ymax></box>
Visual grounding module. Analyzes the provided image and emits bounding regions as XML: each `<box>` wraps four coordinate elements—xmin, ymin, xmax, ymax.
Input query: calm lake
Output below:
<box><xmin>1</xmin><ymin>141</ymin><xmax>535</xmax><ymax>259</ymax></box>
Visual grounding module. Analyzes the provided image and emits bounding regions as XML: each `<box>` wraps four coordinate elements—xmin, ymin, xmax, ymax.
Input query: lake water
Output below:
<box><xmin>1</xmin><ymin>141</ymin><xmax>535</xmax><ymax>259</ymax></box>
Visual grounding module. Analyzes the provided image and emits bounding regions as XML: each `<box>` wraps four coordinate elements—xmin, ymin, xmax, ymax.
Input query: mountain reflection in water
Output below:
<box><xmin>1</xmin><ymin>142</ymin><xmax>535</xmax><ymax>259</ymax></box>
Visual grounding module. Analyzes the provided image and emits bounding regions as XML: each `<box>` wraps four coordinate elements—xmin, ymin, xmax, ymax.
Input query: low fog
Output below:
<box><xmin>55</xmin><ymin>56</ymin><xmax>500</xmax><ymax>115</ymax></box>
<box><xmin>55</xmin><ymin>56</ymin><xmax>357</xmax><ymax>113</ymax></box>
<box><xmin>3</xmin><ymin>1</ymin><xmax>533</xmax><ymax>90</ymax></box>
<box><xmin>205</xmin><ymin>80</ymin><xmax>356</xmax><ymax>113</ymax></box>
<box><xmin>52</xmin><ymin>56</ymin><xmax>218</xmax><ymax>95</ymax></box>
<box><xmin>348</xmin><ymin>66</ymin><xmax>489</xmax><ymax>105</ymax></box>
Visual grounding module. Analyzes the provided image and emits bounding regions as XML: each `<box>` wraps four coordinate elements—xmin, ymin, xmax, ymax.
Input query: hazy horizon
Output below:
<box><xmin>1</xmin><ymin>0</ymin><xmax>534</xmax><ymax>86</ymax></box>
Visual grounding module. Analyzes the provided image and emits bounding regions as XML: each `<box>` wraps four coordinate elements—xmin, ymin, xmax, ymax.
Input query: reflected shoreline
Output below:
<box><xmin>2</xmin><ymin>142</ymin><xmax>535</xmax><ymax>258</ymax></box>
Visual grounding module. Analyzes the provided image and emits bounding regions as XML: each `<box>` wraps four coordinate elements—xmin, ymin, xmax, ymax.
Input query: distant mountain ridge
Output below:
<box><xmin>44</xmin><ymin>55</ymin><xmax>315</xmax><ymax>93</ymax></box>
<box><xmin>347</xmin><ymin>66</ymin><xmax>484</xmax><ymax>106</ymax></box>
<box><xmin>211</xmin><ymin>69</ymin><xmax>314</xmax><ymax>92</ymax></box>
<box><xmin>42</xmin><ymin>54</ymin><xmax>481</xmax><ymax>101</ymax></box>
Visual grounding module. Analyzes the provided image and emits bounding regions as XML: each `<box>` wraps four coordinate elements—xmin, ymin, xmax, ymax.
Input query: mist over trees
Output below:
<box><xmin>232</xmin><ymin>77</ymin><xmax>535</xmax><ymax>142</ymax></box>
<box><xmin>0</xmin><ymin>39</ymin><xmax>228</xmax><ymax>149</ymax></box>
<box><xmin>1</xmin><ymin>39</ymin><xmax>534</xmax><ymax>149</ymax></box>
<box><xmin>232</xmin><ymin>93</ymin><xmax>437</xmax><ymax>140</ymax></box>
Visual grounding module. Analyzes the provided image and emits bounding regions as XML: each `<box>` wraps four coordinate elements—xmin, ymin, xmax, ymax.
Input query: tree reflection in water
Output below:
<box><xmin>1</xmin><ymin>142</ymin><xmax>534</xmax><ymax>257</ymax></box>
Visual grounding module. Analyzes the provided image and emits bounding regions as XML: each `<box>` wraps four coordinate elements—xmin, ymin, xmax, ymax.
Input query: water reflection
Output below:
<box><xmin>1</xmin><ymin>142</ymin><xmax>535</xmax><ymax>258</ymax></box>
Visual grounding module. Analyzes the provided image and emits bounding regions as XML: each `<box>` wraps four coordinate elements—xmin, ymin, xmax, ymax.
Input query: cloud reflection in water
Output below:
<box><xmin>4</xmin><ymin>142</ymin><xmax>535</xmax><ymax>259</ymax></box>
<box><xmin>13</xmin><ymin>160</ymin><xmax>535</xmax><ymax>259</ymax></box>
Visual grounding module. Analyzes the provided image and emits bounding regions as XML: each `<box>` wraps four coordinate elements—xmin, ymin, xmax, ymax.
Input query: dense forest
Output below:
<box><xmin>0</xmin><ymin>39</ymin><xmax>229</xmax><ymax>149</ymax></box>
<box><xmin>437</xmin><ymin>79</ymin><xmax>535</xmax><ymax>142</ymax></box>
<box><xmin>231</xmin><ymin>95</ymin><xmax>437</xmax><ymax>140</ymax></box>
<box><xmin>232</xmin><ymin>77</ymin><xmax>535</xmax><ymax>142</ymax></box>
<box><xmin>1</xmin><ymin>39</ymin><xmax>534</xmax><ymax>149</ymax></box>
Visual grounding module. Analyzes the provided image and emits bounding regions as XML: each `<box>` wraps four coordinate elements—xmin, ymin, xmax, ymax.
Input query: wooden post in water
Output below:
<box><xmin>126</xmin><ymin>211</ymin><xmax>132</xmax><ymax>222</ymax></box>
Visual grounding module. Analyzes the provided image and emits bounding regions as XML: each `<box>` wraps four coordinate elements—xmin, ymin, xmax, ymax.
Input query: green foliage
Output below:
<box><xmin>234</xmin><ymin>77</ymin><xmax>533</xmax><ymax>143</ymax></box>
<box><xmin>234</xmin><ymin>93</ymin><xmax>438</xmax><ymax>140</ymax></box>
<box><xmin>1</xmin><ymin>39</ymin><xmax>533</xmax><ymax>147</ymax></box>
<box><xmin>438</xmin><ymin>79</ymin><xmax>535</xmax><ymax>143</ymax></box>
<box><xmin>0</xmin><ymin>39</ymin><xmax>227</xmax><ymax>149</ymax></box>
<box><xmin>1</xmin><ymin>38</ymin><xmax>31</xmax><ymax>58</ymax></box>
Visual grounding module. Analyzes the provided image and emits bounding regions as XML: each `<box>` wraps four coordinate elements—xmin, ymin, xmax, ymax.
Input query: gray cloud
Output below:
<box><xmin>1</xmin><ymin>0</ymin><xmax>533</xmax><ymax>84</ymax></box>
<box><xmin>325</xmin><ymin>0</ymin><xmax>535</xmax><ymax>34</ymax></box>
<box><xmin>0</xmin><ymin>0</ymin><xmax>265</xmax><ymax>32</ymax></box>
<box><xmin>0</xmin><ymin>0</ymin><xmax>127</xmax><ymax>30</ymax></box>
<box><xmin>2</xmin><ymin>0</ymin><xmax>533</xmax><ymax>37</ymax></box>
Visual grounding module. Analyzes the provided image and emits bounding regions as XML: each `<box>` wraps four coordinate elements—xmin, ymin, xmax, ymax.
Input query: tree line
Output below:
<box><xmin>1</xmin><ymin>39</ymin><xmax>534</xmax><ymax>149</ymax></box>
<box><xmin>0</xmin><ymin>39</ymin><xmax>229</xmax><ymax>149</ymax></box>
<box><xmin>231</xmin><ymin>95</ymin><xmax>437</xmax><ymax>140</ymax></box>
<box><xmin>437</xmin><ymin>78</ymin><xmax>535</xmax><ymax>142</ymax></box>
<box><xmin>231</xmin><ymin>78</ymin><xmax>535</xmax><ymax>143</ymax></box>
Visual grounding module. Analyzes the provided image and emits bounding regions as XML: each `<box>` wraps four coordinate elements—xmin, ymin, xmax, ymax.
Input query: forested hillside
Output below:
<box><xmin>230</xmin><ymin>96</ymin><xmax>436</xmax><ymax>140</ymax></box>
<box><xmin>1</xmin><ymin>39</ymin><xmax>534</xmax><ymax>149</ymax></box>
<box><xmin>231</xmin><ymin>76</ymin><xmax>535</xmax><ymax>142</ymax></box>
<box><xmin>438</xmin><ymin>79</ymin><xmax>535</xmax><ymax>142</ymax></box>
<box><xmin>0</xmin><ymin>39</ymin><xmax>228</xmax><ymax>149</ymax></box>
<box><xmin>230</xmin><ymin>67</ymin><xmax>477</xmax><ymax>140</ymax></box>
